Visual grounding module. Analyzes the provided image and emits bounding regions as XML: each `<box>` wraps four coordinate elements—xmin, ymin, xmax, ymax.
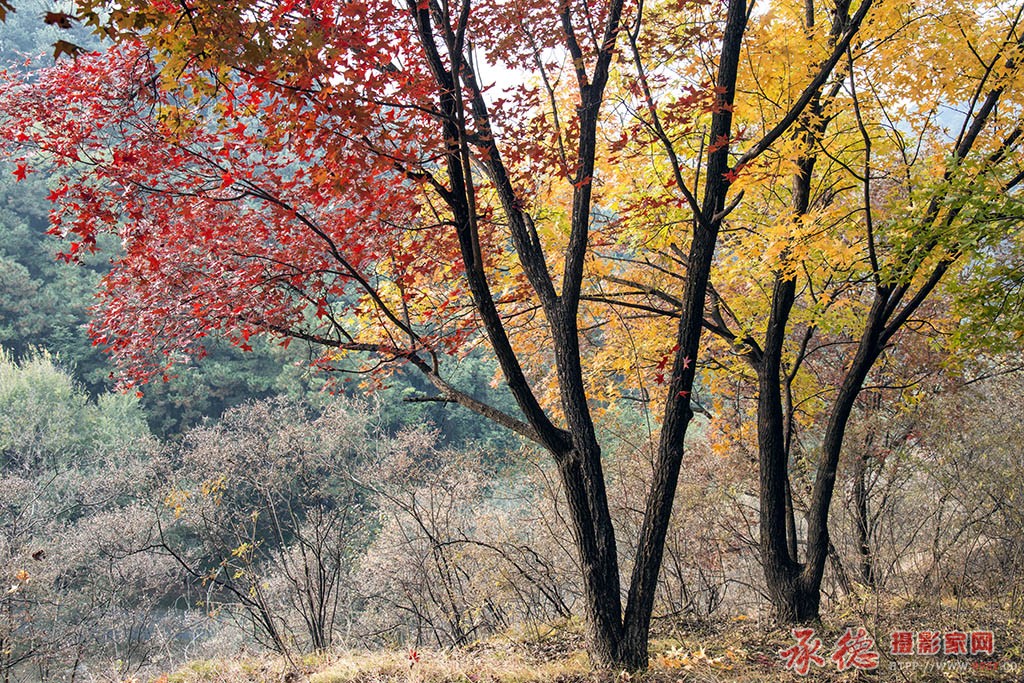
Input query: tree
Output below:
<box><xmin>585</xmin><ymin>0</ymin><xmax>1024</xmax><ymax>621</ymax></box>
<box><xmin>702</xmin><ymin>0</ymin><xmax>1023</xmax><ymax>622</ymax></box>
<box><xmin>0</xmin><ymin>0</ymin><xmax>873</xmax><ymax>667</ymax></box>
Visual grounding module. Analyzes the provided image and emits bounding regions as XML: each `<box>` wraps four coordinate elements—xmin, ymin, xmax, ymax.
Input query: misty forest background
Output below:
<box><xmin>2</xmin><ymin>5</ymin><xmax>1024</xmax><ymax>682</ymax></box>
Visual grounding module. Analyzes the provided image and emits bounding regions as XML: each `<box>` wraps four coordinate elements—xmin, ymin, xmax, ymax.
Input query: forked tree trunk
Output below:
<box><xmin>760</xmin><ymin>291</ymin><xmax>886</xmax><ymax>623</ymax></box>
<box><xmin>755</xmin><ymin>0</ymin><xmax>872</xmax><ymax>624</ymax></box>
<box><xmin>412</xmin><ymin>0</ymin><xmax>857</xmax><ymax>665</ymax></box>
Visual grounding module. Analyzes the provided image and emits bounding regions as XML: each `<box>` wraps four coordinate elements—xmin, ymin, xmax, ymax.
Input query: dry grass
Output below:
<box><xmin>153</xmin><ymin>606</ymin><xmax>1024</xmax><ymax>683</ymax></box>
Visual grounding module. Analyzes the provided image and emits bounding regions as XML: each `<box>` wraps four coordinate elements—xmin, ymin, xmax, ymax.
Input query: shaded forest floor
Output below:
<box><xmin>157</xmin><ymin>602</ymin><xmax>1024</xmax><ymax>683</ymax></box>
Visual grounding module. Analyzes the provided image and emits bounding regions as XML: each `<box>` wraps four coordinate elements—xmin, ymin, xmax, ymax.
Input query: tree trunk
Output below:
<box><xmin>769</xmin><ymin>573</ymin><xmax>822</xmax><ymax>623</ymax></box>
<box><xmin>754</xmin><ymin>0</ymin><xmax>872</xmax><ymax>623</ymax></box>
<box><xmin>554</xmin><ymin>446</ymin><xmax>626</xmax><ymax>665</ymax></box>
<box><xmin>758</xmin><ymin>271</ymin><xmax>809</xmax><ymax>621</ymax></box>
<box><xmin>618</xmin><ymin>0</ymin><xmax>750</xmax><ymax>669</ymax></box>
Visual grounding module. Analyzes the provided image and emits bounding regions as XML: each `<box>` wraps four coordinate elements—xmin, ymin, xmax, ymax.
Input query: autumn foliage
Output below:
<box><xmin>3</xmin><ymin>0</ymin><xmax>1024</xmax><ymax>669</ymax></box>
<box><xmin>1</xmin><ymin>1</ymin><xmax>655</xmax><ymax>389</ymax></box>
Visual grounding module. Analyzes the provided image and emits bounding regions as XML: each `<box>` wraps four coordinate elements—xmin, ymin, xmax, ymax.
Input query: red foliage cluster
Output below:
<box><xmin>1</xmin><ymin>0</ymin><xmax>642</xmax><ymax>387</ymax></box>
<box><xmin>0</xmin><ymin>28</ymin><xmax>454</xmax><ymax>385</ymax></box>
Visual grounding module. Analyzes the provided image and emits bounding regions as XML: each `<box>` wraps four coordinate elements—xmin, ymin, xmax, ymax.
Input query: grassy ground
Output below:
<box><xmin>153</xmin><ymin>604</ymin><xmax>1024</xmax><ymax>683</ymax></box>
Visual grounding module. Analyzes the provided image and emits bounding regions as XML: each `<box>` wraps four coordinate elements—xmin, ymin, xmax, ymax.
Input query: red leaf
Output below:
<box><xmin>12</xmin><ymin>163</ymin><xmax>27</xmax><ymax>181</ymax></box>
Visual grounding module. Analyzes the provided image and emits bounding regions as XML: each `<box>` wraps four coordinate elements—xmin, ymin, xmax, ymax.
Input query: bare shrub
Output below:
<box><xmin>156</xmin><ymin>398</ymin><xmax>379</xmax><ymax>656</ymax></box>
<box><xmin>0</xmin><ymin>350</ymin><xmax>185</xmax><ymax>681</ymax></box>
<box><xmin>829</xmin><ymin>371</ymin><xmax>1024</xmax><ymax>619</ymax></box>
<box><xmin>355</xmin><ymin>440</ymin><xmax>576</xmax><ymax>648</ymax></box>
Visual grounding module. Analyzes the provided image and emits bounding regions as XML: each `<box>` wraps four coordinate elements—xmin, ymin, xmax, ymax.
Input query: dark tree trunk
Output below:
<box><xmin>770</xmin><ymin>574</ymin><xmax>822</xmax><ymax>623</ymax></box>
<box><xmin>805</xmin><ymin>294</ymin><xmax>886</xmax><ymax>572</ymax></box>
<box><xmin>758</xmin><ymin>268</ymin><xmax>813</xmax><ymax>622</ymax></box>
<box><xmin>554</xmin><ymin>448</ymin><xmax>625</xmax><ymax>664</ymax></box>
<box><xmin>754</xmin><ymin>0</ymin><xmax>878</xmax><ymax>624</ymax></box>
<box><xmin>409</xmin><ymin>0</ymin><xmax>868</xmax><ymax>665</ymax></box>
<box><xmin>619</xmin><ymin>0</ymin><xmax>749</xmax><ymax>669</ymax></box>
<box><xmin>757</xmin><ymin>139</ymin><xmax>817</xmax><ymax>622</ymax></box>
